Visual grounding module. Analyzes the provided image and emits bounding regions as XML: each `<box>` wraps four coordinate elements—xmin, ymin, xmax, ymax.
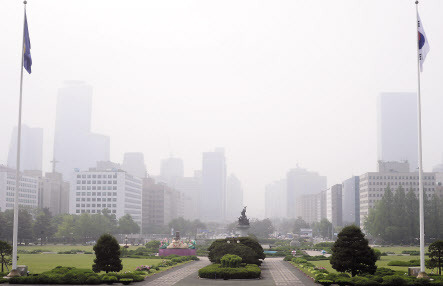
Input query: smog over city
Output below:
<box><xmin>1</xmin><ymin>2</ymin><xmax>443</xmax><ymax>282</ymax></box>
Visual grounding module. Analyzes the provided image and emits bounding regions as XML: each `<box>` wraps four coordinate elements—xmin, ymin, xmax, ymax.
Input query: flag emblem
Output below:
<box><xmin>417</xmin><ymin>12</ymin><xmax>429</xmax><ymax>72</ymax></box>
<box><xmin>23</xmin><ymin>12</ymin><xmax>32</xmax><ymax>74</ymax></box>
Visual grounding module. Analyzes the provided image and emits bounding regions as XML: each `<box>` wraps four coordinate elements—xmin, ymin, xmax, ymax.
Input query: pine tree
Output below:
<box><xmin>92</xmin><ymin>234</ymin><xmax>122</xmax><ymax>273</ymax></box>
<box><xmin>428</xmin><ymin>241</ymin><xmax>443</xmax><ymax>275</ymax></box>
<box><xmin>330</xmin><ymin>225</ymin><xmax>377</xmax><ymax>277</ymax></box>
<box><xmin>405</xmin><ymin>188</ymin><xmax>419</xmax><ymax>244</ymax></box>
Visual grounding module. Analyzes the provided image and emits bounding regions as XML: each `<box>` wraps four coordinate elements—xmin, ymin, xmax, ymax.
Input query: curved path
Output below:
<box><xmin>142</xmin><ymin>257</ymin><xmax>317</xmax><ymax>286</ymax></box>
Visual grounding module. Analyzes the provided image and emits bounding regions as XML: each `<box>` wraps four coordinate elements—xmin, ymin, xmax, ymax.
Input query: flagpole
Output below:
<box><xmin>415</xmin><ymin>0</ymin><xmax>427</xmax><ymax>279</ymax></box>
<box><xmin>7</xmin><ymin>0</ymin><xmax>27</xmax><ymax>278</ymax></box>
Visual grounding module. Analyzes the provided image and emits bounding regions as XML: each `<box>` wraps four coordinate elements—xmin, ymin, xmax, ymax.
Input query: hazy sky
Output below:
<box><xmin>2</xmin><ymin>0</ymin><xmax>443</xmax><ymax>218</ymax></box>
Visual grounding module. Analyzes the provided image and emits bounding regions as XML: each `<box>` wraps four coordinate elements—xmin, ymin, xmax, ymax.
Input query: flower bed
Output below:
<box><xmin>198</xmin><ymin>264</ymin><xmax>261</xmax><ymax>279</ymax></box>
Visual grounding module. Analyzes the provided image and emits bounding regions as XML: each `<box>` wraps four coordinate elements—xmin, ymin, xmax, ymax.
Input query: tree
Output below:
<box><xmin>313</xmin><ymin>218</ymin><xmax>333</xmax><ymax>239</ymax></box>
<box><xmin>145</xmin><ymin>240</ymin><xmax>161</xmax><ymax>252</ymax></box>
<box><xmin>92</xmin><ymin>234</ymin><xmax>122</xmax><ymax>273</ymax></box>
<box><xmin>330</xmin><ymin>225</ymin><xmax>377</xmax><ymax>277</ymax></box>
<box><xmin>0</xmin><ymin>241</ymin><xmax>12</xmax><ymax>272</ymax></box>
<box><xmin>249</xmin><ymin>218</ymin><xmax>274</xmax><ymax>238</ymax></box>
<box><xmin>428</xmin><ymin>241</ymin><xmax>443</xmax><ymax>275</ymax></box>
<box><xmin>118</xmin><ymin>214</ymin><xmax>140</xmax><ymax>234</ymax></box>
<box><xmin>293</xmin><ymin>217</ymin><xmax>309</xmax><ymax>234</ymax></box>
<box><xmin>33</xmin><ymin>208</ymin><xmax>55</xmax><ymax>245</ymax></box>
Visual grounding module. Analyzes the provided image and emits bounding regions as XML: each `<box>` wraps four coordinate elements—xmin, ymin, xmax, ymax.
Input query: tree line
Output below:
<box><xmin>364</xmin><ymin>185</ymin><xmax>443</xmax><ymax>244</ymax></box>
<box><xmin>0</xmin><ymin>208</ymin><xmax>140</xmax><ymax>244</ymax></box>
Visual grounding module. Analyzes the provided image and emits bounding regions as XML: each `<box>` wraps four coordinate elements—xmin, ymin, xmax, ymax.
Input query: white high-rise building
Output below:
<box><xmin>201</xmin><ymin>148</ymin><xmax>226</xmax><ymax>222</ymax></box>
<box><xmin>54</xmin><ymin>81</ymin><xmax>110</xmax><ymax>180</ymax></box>
<box><xmin>359</xmin><ymin>171</ymin><xmax>437</xmax><ymax>226</ymax></box>
<box><xmin>286</xmin><ymin>167</ymin><xmax>327</xmax><ymax>218</ymax></box>
<box><xmin>7</xmin><ymin>125</ymin><xmax>43</xmax><ymax>171</ymax></box>
<box><xmin>226</xmin><ymin>174</ymin><xmax>243</xmax><ymax>221</ymax></box>
<box><xmin>70</xmin><ymin>170</ymin><xmax>142</xmax><ymax>225</ymax></box>
<box><xmin>122</xmin><ymin>153</ymin><xmax>147</xmax><ymax>179</ymax></box>
<box><xmin>378</xmin><ymin>92</ymin><xmax>418</xmax><ymax>171</ymax></box>
<box><xmin>0</xmin><ymin>166</ymin><xmax>39</xmax><ymax>211</ymax></box>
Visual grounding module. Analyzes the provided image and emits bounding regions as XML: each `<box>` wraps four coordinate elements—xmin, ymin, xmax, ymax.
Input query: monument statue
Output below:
<box><xmin>238</xmin><ymin>206</ymin><xmax>250</xmax><ymax>226</ymax></box>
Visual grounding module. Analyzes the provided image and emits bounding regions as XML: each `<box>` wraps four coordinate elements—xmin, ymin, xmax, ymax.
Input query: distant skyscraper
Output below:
<box><xmin>159</xmin><ymin>157</ymin><xmax>184</xmax><ymax>186</ymax></box>
<box><xmin>226</xmin><ymin>174</ymin><xmax>243</xmax><ymax>221</ymax></box>
<box><xmin>286</xmin><ymin>167</ymin><xmax>327</xmax><ymax>218</ymax></box>
<box><xmin>378</xmin><ymin>92</ymin><xmax>418</xmax><ymax>171</ymax></box>
<box><xmin>342</xmin><ymin>176</ymin><xmax>360</xmax><ymax>226</ymax></box>
<box><xmin>7</xmin><ymin>125</ymin><xmax>43</xmax><ymax>171</ymax></box>
<box><xmin>201</xmin><ymin>148</ymin><xmax>226</xmax><ymax>222</ymax></box>
<box><xmin>121</xmin><ymin>152</ymin><xmax>147</xmax><ymax>178</ymax></box>
<box><xmin>53</xmin><ymin>81</ymin><xmax>110</xmax><ymax>179</ymax></box>
<box><xmin>265</xmin><ymin>179</ymin><xmax>287</xmax><ymax>219</ymax></box>
<box><xmin>326</xmin><ymin>184</ymin><xmax>342</xmax><ymax>227</ymax></box>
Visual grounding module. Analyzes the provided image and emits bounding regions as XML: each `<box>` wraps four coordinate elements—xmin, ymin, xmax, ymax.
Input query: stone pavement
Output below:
<box><xmin>142</xmin><ymin>257</ymin><xmax>211</xmax><ymax>286</ymax></box>
<box><xmin>143</xmin><ymin>257</ymin><xmax>317</xmax><ymax>286</ymax></box>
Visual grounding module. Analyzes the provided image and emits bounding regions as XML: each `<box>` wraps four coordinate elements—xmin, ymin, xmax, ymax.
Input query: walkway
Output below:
<box><xmin>142</xmin><ymin>257</ymin><xmax>317</xmax><ymax>286</ymax></box>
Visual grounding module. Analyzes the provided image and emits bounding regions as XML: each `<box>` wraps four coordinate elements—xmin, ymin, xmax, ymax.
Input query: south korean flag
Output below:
<box><xmin>417</xmin><ymin>11</ymin><xmax>430</xmax><ymax>72</ymax></box>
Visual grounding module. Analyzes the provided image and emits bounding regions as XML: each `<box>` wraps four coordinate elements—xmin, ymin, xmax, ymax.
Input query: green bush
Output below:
<box><xmin>198</xmin><ymin>264</ymin><xmax>261</xmax><ymax>279</ymax></box>
<box><xmin>381</xmin><ymin>275</ymin><xmax>408</xmax><ymax>286</ymax></box>
<box><xmin>220</xmin><ymin>254</ymin><xmax>242</xmax><ymax>268</ymax></box>
<box><xmin>208</xmin><ymin>237</ymin><xmax>264</xmax><ymax>266</ymax></box>
<box><xmin>0</xmin><ymin>278</ymin><xmax>7</xmax><ymax>284</ymax></box>
<box><xmin>402</xmin><ymin>250</ymin><xmax>420</xmax><ymax>256</ymax></box>
<box><xmin>318</xmin><ymin>279</ymin><xmax>333</xmax><ymax>286</ymax></box>
<box><xmin>292</xmin><ymin>258</ymin><xmax>307</xmax><ymax>264</ymax></box>
<box><xmin>101</xmin><ymin>275</ymin><xmax>119</xmax><ymax>284</ymax></box>
<box><xmin>119</xmin><ymin>278</ymin><xmax>133</xmax><ymax>285</ymax></box>
<box><xmin>283</xmin><ymin>255</ymin><xmax>293</xmax><ymax>261</ymax></box>
<box><xmin>85</xmin><ymin>276</ymin><xmax>101</xmax><ymax>284</ymax></box>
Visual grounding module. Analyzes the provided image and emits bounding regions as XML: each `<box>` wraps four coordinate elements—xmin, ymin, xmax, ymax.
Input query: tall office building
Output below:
<box><xmin>201</xmin><ymin>148</ymin><xmax>226</xmax><ymax>222</ymax></box>
<box><xmin>286</xmin><ymin>167</ymin><xmax>327</xmax><ymax>218</ymax></box>
<box><xmin>7</xmin><ymin>125</ymin><xmax>43</xmax><ymax>171</ymax></box>
<box><xmin>173</xmin><ymin>171</ymin><xmax>202</xmax><ymax>221</ymax></box>
<box><xmin>121</xmin><ymin>152</ymin><xmax>147</xmax><ymax>179</ymax></box>
<box><xmin>226</xmin><ymin>174</ymin><xmax>243</xmax><ymax>221</ymax></box>
<box><xmin>159</xmin><ymin>157</ymin><xmax>184</xmax><ymax>186</ymax></box>
<box><xmin>265</xmin><ymin>179</ymin><xmax>287</xmax><ymax>219</ymax></box>
<box><xmin>378</xmin><ymin>93</ymin><xmax>418</xmax><ymax>171</ymax></box>
<box><xmin>342</xmin><ymin>176</ymin><xmax>360</xmax><ymax>226</ymax></box>
<box><xmin>54</xmin><ymin>81</ymin><xmax>110</xmax><ymax>179</ymax></box>
<box><xmin>326</xmin><ymin>184</ymin><xmax>342</xmax><ymax>227</ymax></box>
<box><xmin>40</xmin><ymin>172</ymin><xmax>70</xmax><ymax>216</ymax></box>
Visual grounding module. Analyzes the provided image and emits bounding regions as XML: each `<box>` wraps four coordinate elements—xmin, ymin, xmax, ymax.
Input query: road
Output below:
<box><xmin>141</xmin><ymin>257</ymin><xmax>317</xmax><ymax>286</ymax></box>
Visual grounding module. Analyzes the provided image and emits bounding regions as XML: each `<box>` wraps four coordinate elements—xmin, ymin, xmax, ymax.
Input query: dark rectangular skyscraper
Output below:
<box><xmin>201</xmin><ymin>148</ymin><xmax>226</xmax><ymax>222</ymax></box>
<box><xmin>378</xmin><ymin>93</ymin><xmax>418</xmax><ymax>171</ymax></box>
<box><xmin>342</xmin><ymin>176</ymin><xmax>360</xmax><ymax>226</ymax></box>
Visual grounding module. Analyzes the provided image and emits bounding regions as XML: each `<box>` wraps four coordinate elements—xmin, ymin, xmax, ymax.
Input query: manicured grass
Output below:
<box><xmin>19</xmin><ymin>253</ymin><xmax>162</xmax><ymax>274</ymax></box>
<box><xmin>373</xmin><ymin>246</ymin><xmax>427</xmax><ymax>254</ymax></box>
<box><xmin>306</xmin><ymin>254</ymin><xmax>431</xmax><ymax>275</ymax></box>
<box><xmin>18</xmin><ymin>244</ymin><xmax>141</xmax><ymax>252</ymax></box>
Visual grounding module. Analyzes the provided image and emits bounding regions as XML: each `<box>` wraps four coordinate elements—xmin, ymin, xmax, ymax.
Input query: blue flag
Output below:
<box><xmin>23</xmin><ymin>12</ymin><xmax>32</xmax><ymax>74</ymax></box>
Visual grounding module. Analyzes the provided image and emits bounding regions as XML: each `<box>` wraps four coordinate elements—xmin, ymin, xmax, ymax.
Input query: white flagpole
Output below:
<box><xmin>8</xmin><ymin>0</ymin><xmax>27</xmax><ymax>278</ymax></box>
<box><xmin>415</xmin><ymin>0</ymin><xmax>427</xmax><ymax>278</ymax></box>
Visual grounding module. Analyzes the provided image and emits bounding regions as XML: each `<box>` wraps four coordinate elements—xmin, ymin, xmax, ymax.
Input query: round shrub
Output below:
<box><xmin>381</xmin><ymin>275</ymin><xmax>408</xmax><ymax>286</ymax></box>
<box><xmin>85</xmin><ymin>276</ymin><xmax>101</xmax><ymax>285</ymax></box>
<box><xmin>209</xmin><ymin>243</ymin><xmax>261</xmax><ymax>265</ymax></box>
<box><xmin>101</xmin><ymin>275</ymin><xmax>118</xmax><ymax>284</ymax></box>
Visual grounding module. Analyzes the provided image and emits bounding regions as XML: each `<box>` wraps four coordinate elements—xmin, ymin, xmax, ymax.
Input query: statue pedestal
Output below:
<box><xmin>236</xmin><ymin>225</ymin><xmax>250</xmax><ymax>237</ymax></box>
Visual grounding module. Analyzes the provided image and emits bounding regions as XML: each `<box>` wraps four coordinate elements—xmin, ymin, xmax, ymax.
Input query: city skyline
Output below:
<box><xmin>2</xmin><ymin>0</ymin><xmax>443</xmax><ymax>218</ymax></box>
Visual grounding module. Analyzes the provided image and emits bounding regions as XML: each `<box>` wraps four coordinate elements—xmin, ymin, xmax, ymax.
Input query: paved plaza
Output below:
<box><xmin>141</xmin><ymin>257</ymin><xmax>317</xmax><ymax>286</ymax></box>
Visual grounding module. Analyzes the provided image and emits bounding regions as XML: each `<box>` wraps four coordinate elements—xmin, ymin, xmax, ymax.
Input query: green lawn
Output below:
<box><xmin>18</xmin><ymin>244</ymin><xmax>141</xmax><ymax>252</ymax></box>
<box><xmin>19</xmin><ymin>254</ymin><xmax>163</xmax><ymax>274</ymax></box>
<box><xmin>307</xmin><ymin>255</ymin><xmax>430</xmax><ymax>275</ymax></box>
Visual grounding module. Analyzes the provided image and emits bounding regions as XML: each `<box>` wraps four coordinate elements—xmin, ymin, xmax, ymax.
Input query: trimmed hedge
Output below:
<box><xmin>7</xmin><ymin>266</ymin><xmax>145</xmax><ymax>284</ymax></box>
<box><xmin>221</xmin><ymin>254</ymin><xmax>242</xmax><ymax>268</ymax></box>
<box><xmin>198</xmin><ymin>264</ymin><xmax>261</xmax><ymax>279</ymax></box>
<box><xmin>387</xmin><ymin>259</ymin><xmax>420</xmax><ymax>266</ymax></box>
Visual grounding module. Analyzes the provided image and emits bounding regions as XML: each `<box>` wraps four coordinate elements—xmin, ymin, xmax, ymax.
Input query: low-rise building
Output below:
<box><xmin>0</xmin><ymin>166</ymin><xmax>39</xmax><ymax>211</ymax></box>
<box><xmin>70</xmin><ymin>170</ymin><xmax>142</xmax><ymax>225</ymax></box>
